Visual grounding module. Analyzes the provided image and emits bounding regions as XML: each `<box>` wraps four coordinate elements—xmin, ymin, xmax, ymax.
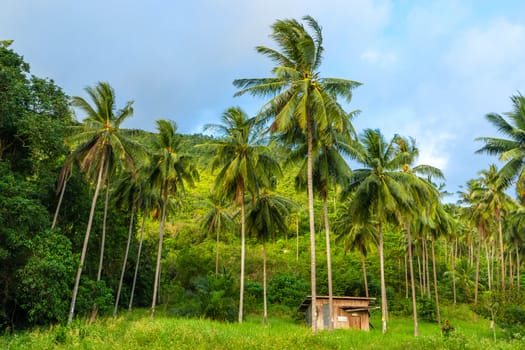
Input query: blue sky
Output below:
<box><xmin>2</xmin><ymin>0</ymin><xmax>525</xmax><ymax>200</ymax></box>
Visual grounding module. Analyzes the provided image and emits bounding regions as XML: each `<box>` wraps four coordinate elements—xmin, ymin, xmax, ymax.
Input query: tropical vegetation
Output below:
<box><xmin>1</xmin><ymin>16</ymin><xmax>525</xmax><ymax>349</ymax></box>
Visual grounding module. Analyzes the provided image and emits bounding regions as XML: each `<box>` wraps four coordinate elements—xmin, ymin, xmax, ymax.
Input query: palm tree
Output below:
<box><xmin>112</xmin><ymin>164</ymin><xmax>154</xmax><ymax>316</ymax></box>
<box><xmin>394</xmin><ymin>135</ymin><xmax>443</xmax><ymax>335</ymax></box>
<box><xmin>475</xmin><ymin>165</ymin><xmax>514</xmax><ymax>290</ymax></box>
<box><xmin>204</xmin><ymin>107</ymin><xmax>280</xmax><ymax>323</ymax></box>
<box><xmin>200</xmin><ymin>195</ymin><xmax>235</xmax><ymax>277</ymax></box>
<box><xmin>51</xmin><ymin>157</ymin><xmax>75</xmax><ymax>229</ymax></box>
<box><xmin>67</xmin><ymin>82</ymin><xmax>140</xmax><ymax>325</ymax></box>
<box><xmin>289</xmin><ymin>121</ymin><xmax>357</xmax><ymax>331</ymax></box>
<box><xmin>458</xmin><ymin>179</ymin><xmax>492</xmax><ymax>310</ymax></box>
<box><xmin>149</xmin><ymin>119</ymin><xmax>197</xmax><ymax>318</ymax></box>
<box><xmin>508</xmin><ymin>208</ymin><xmax>525</xmax><ymax>291</ymax></box>
<box><xmin>233</xmin><ymin>16</ymin><xmax>361</xmax><ymax>332</ymax></box>
<box><xmin>246</xmin><ymin>190</ymin><xmax>297</xmax><ymax>325</ymax></box>
<box><xmin>334</xmin><ymin>213</ymin><xmax>378</xmax><ymax>298</ymax></box>
<box><xmin>342</xmin><ymin>129</ymin><xmax>432</xmax><ymax>334</ymax></box>
<box><xmin>476</xmin><ymin>94</ymin><xmax>525</xmax><ymax>202</ymax></box>
<box><xmin>128</xmin><ymin>168</ymin><xmax>160</xmax><ymax>311</ymax></box>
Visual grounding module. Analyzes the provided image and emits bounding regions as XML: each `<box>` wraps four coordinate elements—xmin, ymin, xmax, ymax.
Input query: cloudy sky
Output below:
<box><xmin>2</xmin><ymin>0</ymin><xmax>525</xmax><ymax>200</ymax></box>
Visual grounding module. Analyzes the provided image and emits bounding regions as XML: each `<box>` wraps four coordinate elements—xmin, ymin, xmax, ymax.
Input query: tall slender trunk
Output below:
<box><xmin>378</xmin><ymin>222</ymin><xmax>387</xmax><ymax>334</ymax></box>
<box><xmin>509</xmin><ymin>249</ymin><xmax>514</xmax><ymax>286</ymax></box>
<box><xmin>407</xmin><ymin>223</ymin><xmax>419</xmax><ymax>336</ymax></box>
<box><xmin>491</xmin><ymin>240</ymin><xmax>496</xmax><ymax>290</ymax></box>
<box><xmin>431</xmin><ymin>238</ymin><xmax>441</xmax><ymax>326</ymax></box>
<box><xmin>215</xmin><ymin>218</ymin><xmax>221</xmax><ymax>278</ymax></box>
<box><xmin>425</xmin><ymin>239</ymin><xmax>431</xmax><ymax>298</ymax></box>
<box><xmin>114</xmin><ymin>204</ymin><xmax>136</xmax><ymax>316</ymax></box>
<box><xmin>67</xmin><ymin>153</ymin><xmax>105</xmax><ymax>325</ymax></box>
<box><xmin>419</xmin><ymin>243</ymin><xmax>425</xmax><ymax>296</ymax></box>
<box><xmin>97</xmin><ymin>164</ymin><xmax>110</xmax><ymax>281</ymax></box>
<box><xmin>307</xmin><ymin>116</ymin><xmax>317</xmax><ymax>333</ymax></box>
<box><xmin>151</xmin><ymin>183</ymin><xmax>168</xmax><ymax>318</ymax></box>
<box><xmin>485</xmin><ymin>240</ymin><xmax>492</xmax><ymax>291</ymax></box>
<box><xmin>262</xmin><ymin>239</ymin><xmax>268</xmax><ymax>326</ymax></box>
<box><xmin>404</xmin><ymin>253</ymin><xmax>409</xmax><ymax>299</ymax></box>
<box><xmin>497</xmin><ymin>210</ymin><xmax>505</xmax><ymax>291</ymax></box>
<box><xmin>474</xmin><ymin>238</ymin><xmax>481</xmax><ymax>322</ymax></box>
<box><xmin>362</xmin><ymin>252</ymin><xmax>369</xmax><ymax>298</ymax></box>
<box><xmin>129</xmin><ymin>213</ymin><xmax>146</xmax><ymax>311</ymax></box>
<box><xmin>451</xmin><ymin>243</ymin><xmax>456</xmax><ymax>306</ymax></box>
<box><xmin>417</xmin><ymin>255</ymin><xmax>423</xmax><ymax>298</ymax></box>
<box><xmin>322</xmin><ymin>193</ymin><xmax>334</xmax><ymax>331</ymax></box>
<box><xmin>516</xmin><ymin>242</ymin><xmax>520</xmax><ymax>292</ymax></box>
<box><xmin>51</xmin><ymin>176</ymin><xmax>68</xmax><ymax>229</ymax></box>
<box><xmin>238</xmin><ymin>190</ymin><xmax>246</xmax><ymax>323</ymax></box>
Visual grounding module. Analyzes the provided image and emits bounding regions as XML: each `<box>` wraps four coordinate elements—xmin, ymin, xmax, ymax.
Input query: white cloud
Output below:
<box><xmin>360</xmin><ymin>49</ymin><xmax>398</xmax><ymax>68</ymax></box>
<box><xmin>444</xmin><ymin>18</ymin><xmax>525</xmax><ymax>77</ymax></box>
<box><xmin>406</xmin><ymin>0</ymin><xmax>469</xmax><ymax>41</ymax></box>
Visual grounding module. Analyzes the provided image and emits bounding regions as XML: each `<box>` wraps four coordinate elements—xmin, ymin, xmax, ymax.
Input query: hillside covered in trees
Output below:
<box><xmin>1</xmin><ymin>15</ymin><xmax>524</xmax><ymax>342</ymax></box>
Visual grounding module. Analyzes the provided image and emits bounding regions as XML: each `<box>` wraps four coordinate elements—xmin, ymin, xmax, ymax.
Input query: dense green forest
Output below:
<box><xmin>1</xmin><ymin>15</ymin><xmax>524</xmax><ymax>343</ymax></box>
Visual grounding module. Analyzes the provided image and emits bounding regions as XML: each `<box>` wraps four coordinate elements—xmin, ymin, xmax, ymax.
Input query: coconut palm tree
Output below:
<box><xmin>507</xmin><ymin>208</ymin><xmax>525</xmax><ymax>291</ymax></box>
<box><xmin>394</xmin><ymin>135</ymin><xmax>443</xmax><ymax>335</ymax></box>
<box><xmin>288</xmin><ymin>121</ymin><xmax>357</xmax><ymax>331</ymax></box>
<box><xmin>342</xmin><ymin>129</ymin><xmax>433</xmax><ymax>334</ymax></box>
<box><xmin>334</xmin><ymin>213</ymin><xmax>378</xmax><ymax>298</ymax></box>
<box><xmin>475</xmin><ymin>165</ymin><xmax>515</xmax><ymax>290</ymax></box>
<box><xmin>233</xmin><ymin>16</ymin><xmax>361</xmax><ymax>332</ymax></box>
<box><xmin>66</xmin><ymin>82</ymin><xmax>141</xmax><ymax>325</ymax></box>
<box><xmin>111</xmin><ymin>163</ymin><xmax>154</xmax><ymax>316</ymax></box>
<box><xmin>476</xmin><ymin>94</ymin><xmax>525</xmax><ymax>202</ymax></box>
<box><xmin>128</xmin><ymin>168</ymin><xmax>160</xmax><ymax>311</ymax></box>
<box><xmin>148</xmin><ymin>119</ymin><xmax>197</xmax><ymax>318</ymax></box>
<box><xmin>458</xmin><ymin>179</ymin><xmax>492</xmax><ymax>309</ymax></box>
<box><xmin>246</xmin><ymin>190</ymin><xmax>297</xmax><ymax>325</ymax></box>
<box><xmin>204</xmin><ymin>107</ymin><xmax>280</xmax><ymax>323</ymax></box>
<box><xmin>200</xmin><ymin>195</ymin><xmax>235</xmax><ymax>277</ymax></box>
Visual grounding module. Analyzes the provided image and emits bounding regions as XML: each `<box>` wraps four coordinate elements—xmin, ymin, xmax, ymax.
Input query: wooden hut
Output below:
<box><xmin>298</xmin><ymin>296</ymin><xmax>378</xmax><ymax>331</ymax></box>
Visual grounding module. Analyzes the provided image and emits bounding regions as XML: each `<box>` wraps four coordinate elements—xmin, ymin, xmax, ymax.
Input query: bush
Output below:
<box><xmin>268</xmin><ymin>274</ymin><xmax>309</xmax><ymax>309</ymax></box>
<box><xmin>169</xmin><ymin>272</ymin><xmax>237</xmax><ymax>322</ymax></box>
<box><xmin>472</xmin><ymin>289</ymin><xmax>525</xmax><ymax>339</ymax></box>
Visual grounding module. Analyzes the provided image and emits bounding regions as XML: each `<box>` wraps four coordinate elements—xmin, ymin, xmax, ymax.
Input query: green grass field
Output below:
<box><xmin>2</xmin><ymin>305</ymin><xmax>524</xmax><ymax>349</ymax></box>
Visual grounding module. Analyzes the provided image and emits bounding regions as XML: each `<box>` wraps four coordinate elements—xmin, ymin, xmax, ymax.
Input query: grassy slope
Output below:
<box><xmin>2</xmin><ymin>306</ymin><xmax>524</xmax><ymax>350</ymax></box>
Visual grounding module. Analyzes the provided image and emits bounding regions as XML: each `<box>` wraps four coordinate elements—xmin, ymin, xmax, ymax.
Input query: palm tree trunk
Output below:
<box><xmin>129</xmin><ymin>213</ymin><xmax>146</xmax><ymax>311</ymax></box>
<box><xmin>51</xmin><ymin>176</ymin><xmax>68</xmax><ymax>229</ymax></box>
<box><xmin>97</xmin><ymin>165</ymin><xmax>110</xmax><ymax>282</ymax></box>
<box><xmin>491</xmin><ymin>240</ymin><xmax>496</xmax><ymax>290</ymax></box>
<box><xmin>215</xmin><ymin>218</ymin><xmax>221</xmax><ymax>278</ymax></box>
<box><xmin>307</xmin><ymin>115</ymin><xmax>317</xmax><ymax>333</ymax></box>
<box><xmin>451</xmin><ymin>243</ymin><xmax>456</xmax><ymax>306</ymax></box>
<box><xmin>405</xmin><ymin>253</ymin><xmax>409</xmax><ymax>299</ymax></box>
<box><xmin>497</xmin><ymin>211</ymin><xmax>505</xmax><ymax>291</ymax></box>
<box><xmin>67</xmin><ymin>153</ymin><xmax>105</xmax><ymax>325</ymax></box>
<box><xmin>362</xmin><ymin>252</ymin><xmax>369</xmax><ymax>298</ymax></box>
<box><xmin>417</xmin><ymin>255</ymin><xmax>423</xmax><ymax>298</ymax></box>
<box><xmin>114</xmin><ymin>204</ymin><xmax>135</xmax><ymax>317</ymax></box>
<box><xmin>485</xmin><ymin>240</ymin><xmax>491</xmax><ymax>291</ymax></box>
<box><xmin>238</xmin><ymin>191</ymin><xmax>246</xmax><ymax>323</ymax></box>
<box><xmin>514</xmin><ymin>242</ymin><xmax>521</xmax><ymax>294</ymax></box>
<box><xmin>425</xmin><ymin>240</ymin><xmax>431</xmax><ymax>298</ymax></box>
<box><xmin>263</xmin><ymin>239</ymin><xmax>268</xmax><ymax>326</ymax></box>
<box><xmin>474</xmin><ymin>238</ymin><xmax>481</xmax><ymax>322</ymax></box>
<box><xmin>322</xmin><ymin>193</ymin><xmax>334</xmax><ymax>331</ymax></box>
<box><xmin>407</xmin><ymin>223</ymin><xmax>419</xmax><ymax>336</ymax></box>
<box><xmin>431</xmin><ymin>238</ymin><xmax>441</xmax><ymax>326</ymax></box>
<box><xmin>378</xmin><ymin>222</ymin><xmax>387</xmax><ymax>334</ymax></box>
<box><xmin>151</xmin><ymin>183</ymin><xmax>168</xmax><ymax>318</ymax></box>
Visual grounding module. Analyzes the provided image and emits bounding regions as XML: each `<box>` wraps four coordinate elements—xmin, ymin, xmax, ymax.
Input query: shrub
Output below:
<box><xmin>268</xmin><ymin>274</ymin><xmax>309</xmax><ymax>309</ymax></box>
